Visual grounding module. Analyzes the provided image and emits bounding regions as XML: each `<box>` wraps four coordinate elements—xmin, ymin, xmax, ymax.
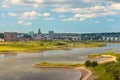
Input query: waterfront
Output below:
<box><xmin>0</xmin><ymin>43</ymin><xmax>120</xmax><ymax>80</ymax></box>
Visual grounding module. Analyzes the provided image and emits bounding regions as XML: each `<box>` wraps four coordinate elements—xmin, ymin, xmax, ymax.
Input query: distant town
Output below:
<box><xmin>0</xmin><ymin>29</ymin><xmax>120</xmax><ymax>42</ymax></box>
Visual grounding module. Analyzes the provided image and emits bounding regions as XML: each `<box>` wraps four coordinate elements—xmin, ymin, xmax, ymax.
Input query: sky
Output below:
<box><xmin>0</xmin><ymin>0</ymin><xmax>120</xmax><ymax>33</ymax></box>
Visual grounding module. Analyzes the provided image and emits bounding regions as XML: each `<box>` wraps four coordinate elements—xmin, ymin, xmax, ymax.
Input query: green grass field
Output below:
<box><xmin>0</xmin><ymin>41</ymin><xmax>106</xmax><ymax>53</ymax></box>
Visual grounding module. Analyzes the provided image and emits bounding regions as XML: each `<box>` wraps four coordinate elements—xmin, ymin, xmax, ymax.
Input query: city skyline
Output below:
<box><xmin>0</xmin><ymin>0</ymin><xmax>120</xmax><ymax>33</ymax></box>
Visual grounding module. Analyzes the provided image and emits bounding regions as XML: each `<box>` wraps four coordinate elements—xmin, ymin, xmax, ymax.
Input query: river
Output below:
<box><xmin>0</xmin><ymin>43</ymin><xmax>120</xmax><ymax>80</ymax></box>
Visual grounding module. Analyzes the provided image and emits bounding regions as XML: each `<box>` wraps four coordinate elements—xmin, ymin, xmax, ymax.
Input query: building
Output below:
<box><xmin>48</xmin><ymin>31</ymin><xmax>54</xmax><ymax>40</ymax></box>
<box><xmin>36</xmin><ymin>29</ymin><xmax>43</xmax><ymax>40</ymax></box>
<box><xmin>101</xmin><ymin>33</ymin><xmax>120</xmax><ymax>42</ymax></box>
<box><xmin>72</xmin><ymin>36</ymin><xmax>81</xmax><ymax>41</ymax></box>
<box><xmin>4</xmin><ymin>32</ymin><xmax>18</xmax><ymax>41</ymax></box>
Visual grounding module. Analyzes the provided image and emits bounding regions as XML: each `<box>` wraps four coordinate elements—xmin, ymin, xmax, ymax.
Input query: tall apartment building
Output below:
<box><xmin>48</xmin><ymin>31</ymin><xmax>54</xmax><ymax>40</ymax></box>
<box><xmin>4</xmin><ymin>32</ymin><xmax>18</xmax><ymax>41</ymax></box>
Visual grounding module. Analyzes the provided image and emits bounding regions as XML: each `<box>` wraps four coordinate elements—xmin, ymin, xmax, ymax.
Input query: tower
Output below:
<box><xmin>38</xmin><ymin>29</ymin><xmax>41</xmax><ymax>35</ymax></box>
<box><xmin>36</xmin><ymin>29</ymin><xmax>42</xmax><ymax>40</ymax></box>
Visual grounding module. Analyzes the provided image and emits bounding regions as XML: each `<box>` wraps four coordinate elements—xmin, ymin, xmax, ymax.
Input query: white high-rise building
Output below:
<box><xmin>48</xmin><ymin>31</ymin><xmax>54</xmax><ymax>40</ymax></box>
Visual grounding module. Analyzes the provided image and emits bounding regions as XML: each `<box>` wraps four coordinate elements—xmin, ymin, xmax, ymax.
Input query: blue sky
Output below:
<box><xmin>0</xmin><ymin>0</ymin><xmax>120</xmax><ymax>33</ymax></box>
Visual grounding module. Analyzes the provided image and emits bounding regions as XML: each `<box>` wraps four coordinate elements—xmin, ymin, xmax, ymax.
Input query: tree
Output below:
<box><xmin>0</xmin><ymin>33</ymin><xmax>4</xmax><ymax>38</ymax></box>
<box><xmin>84</xmin><ymin>60</ymin><xmax>91</xmax><ymax>67</ymax></box>
<box><xmin>116</xmin><ymin>54</ymin><xmax>120</xmax><ymax>62</ymax></box>
<box><xmin>23</xmin><ymin>34</ymin><xmax>31</xmax><ymax>38</ymax></box>
<box><xmin>114</xmin><ymin>75</ymin><xmax>119</xmax><ymax>80</ymax></box>
<box><xmin>91</xmin><ymin>61</ymin><xmax>98</xmax><ymax>67</ymax></box>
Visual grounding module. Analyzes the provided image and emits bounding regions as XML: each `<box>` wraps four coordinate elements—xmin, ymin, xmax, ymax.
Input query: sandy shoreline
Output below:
<box><xmin>76</xmin><ymin>55</ymin><xmax>117</xmax><ymax>80</ymax></box>
<box><xmin>75</xmin><ymin>67</ymin><xmax>92</xmax><ymax>80</ymax></box>
<box><xmin>99</xmin><ymin>55</ymin><xmax>117</xmax><ymax>63</ymax></box>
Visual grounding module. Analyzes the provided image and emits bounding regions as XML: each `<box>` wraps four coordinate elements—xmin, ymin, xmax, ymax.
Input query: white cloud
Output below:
<box><xmin>27</xmin><ymin>0</ymin><xmax>44</xmax><ymax>3</ymax></box>
<box><xmin>94</xmin><ymin>21</ymin><xmax>99</xmax><ymax>23</ymax></box>
<box><xmin>20</xmin><ymin>11</ymin><xmax>41</xmax><ymax>19</ymax></box>
<box><xmin>8</xmin><ymin>12</ymin><xmax>19</xmax><ymax>17</ymax></box>
<box><xmin>82</xmin><ymin>0</ymin><xmax>104</xmax><ymax>3</ymax></box>
<box><xmin>111</xmin><ymin>3</ymin><xmax>120</xmax><ymax>10</ymax></box>
<box><xmin>34</xmin><ymin>0</ymin><xmax>44</xmax><ymax>3</ymax></box>
<box><xmin>83</xmin><ymin>0</ymin><xmax>92</xmax><ymax>3</ymax></box>
<box><xmin>1</xmin><ymin>0</ymin><xmax>22</xmax><ymax>8</ymax></box>
<box><xmin>20</xmin><ymin>11</ymin><xmax>52</xmax><ymax>20</ymax></box>
<box><xmin>11</xmin><ymin>0</ymin><xmax>21</xmax><ymax>4</ymax></box>
<box><xmin>52</xmin><ymin>5</ymin><xmax>112</xmax><ymax>13</ymax></box>
<box><xmin>1</xmin><ymin>0</ymin><xmax>10</xmax><ymax>8</ymax></box>
<box><xmin>52</xmin><ymin>4</ymin><xmax>119</xmax><ymax>21</ymax></box>
<box><xmin>1</xmin><ymin>0</ymin><xmax>120</xmax><ymax>22</ymax></box>
<box><xmin>80</xmin><ymin>18</ymin><xmax>86</xmax><ymax>21</ymax></box>
<box><xmin>1</xmin><ymin>4</ymin><xmax>9</xmax><ymax>8</ymax></box>
<box><xmin>17</xmin><ymin>20</ymin><xmax>32</xmax><ymax>26</ymax></box>
<box><xmin>73</xmin><ymin>10</ymin><xmax>117</xmax><ymax>20</ymax></box>
<box><xmin>67</xmin><ymin>18</ymin><xmax>77</xmax><ymax>21</ymax></box>
<box><xmin>24</xmin><ymin>22</ymin><xmax>32</xmax><ymax>26</ymax></box>
<box><xmin>107</xmin><ymin>19</ymin><xmax>114</xmax><ymax>22</ymax></box>
<box><xmin>43</xmin><ymin>13</ymin><xmax>51</xmax><ymax>17</ymax></box>
<box><xmin>61</xmin><ymin>18</ymin><xmax>77</xmax><ymax>21</ymax></box>
<box><xmin>52</xmin><ymin>6</ymin><xmax>70</xmax><ymax>13</ymax></box>
<box><xmin>43</xmin><ymin>18</ymin><xmax>55</xmax><ymax>20</ymax></box>
<box><xmin>17</xmin><ymin>20</ymin><xmax>24</xmax><ymax>24</ymax></box>
<box><xmin>1</xmin><ymin>0</ymin><xmax>44</xmax><ymax>8</ymax></box>
<box><xmin>33</xmin><ymin>4</ymin><xmax>39</xmax><ymax>8</ymax></box>
<box><xmin>74</xmin><ymin>13</ymin><xmax>96</xmax><ymax>20</ymax></box>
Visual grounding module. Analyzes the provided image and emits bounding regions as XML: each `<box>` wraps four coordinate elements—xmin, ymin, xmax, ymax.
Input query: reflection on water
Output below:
<box><xmin>0</xmin><ymin>52</ymin><xmax>17</xmax><ymax>59</ymax></box>
<box><xmin>0</xmin><ymin>43</ymin><xmax>120</xmax><ymax>80</ymax></box>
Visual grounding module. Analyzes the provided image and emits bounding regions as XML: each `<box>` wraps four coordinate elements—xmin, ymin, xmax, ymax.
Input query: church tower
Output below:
<box><xmin>36</xmin><ymin>29</ymin><xmax>42</xmax><ymax>40</ymax></box>
<box><xmin>38</xmin><ymin>29</ymin><xmax>41</xmax><ymax>35</ymax></box>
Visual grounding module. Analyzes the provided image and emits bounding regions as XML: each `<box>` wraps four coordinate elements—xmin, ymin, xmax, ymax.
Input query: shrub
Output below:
<box><xmin>84</xmin><ymin>60</ymin><xmax>91</xmax><ymax>67</ymax></box>
<box><xmin>91</xmin><ymin>61</ymin><xmax>98</xmax><ymax>67</ymax></box>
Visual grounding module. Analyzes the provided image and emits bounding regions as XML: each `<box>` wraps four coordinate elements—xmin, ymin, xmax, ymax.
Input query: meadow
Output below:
<box><xmin>0</xmin><ymin>41</ymin><xmax>106</xmax><ymax>53</ymax></box>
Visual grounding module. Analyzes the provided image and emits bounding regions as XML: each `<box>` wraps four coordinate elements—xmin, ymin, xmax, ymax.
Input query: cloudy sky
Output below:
<box><xmin>0</xmin><ymin>0</ymin><xmax>120</xmax><ymax>33</ymax></box>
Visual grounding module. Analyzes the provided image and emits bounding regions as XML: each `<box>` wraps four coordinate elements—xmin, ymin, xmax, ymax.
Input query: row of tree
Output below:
<box><xmin>84</xmin><ymin>60</ymin><xmax>98</xmax><ymax>67</ymax></box>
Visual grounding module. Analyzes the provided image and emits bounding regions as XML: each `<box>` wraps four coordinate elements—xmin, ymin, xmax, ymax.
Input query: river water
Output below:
<box><xmin>0</xmin><ymin>43</ymin><xmax>120</xmax><ymax>80</ymax></box>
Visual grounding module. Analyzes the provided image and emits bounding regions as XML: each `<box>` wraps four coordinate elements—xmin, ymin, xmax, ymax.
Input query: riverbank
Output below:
<box><xmin>0</xmin><ymin>41</ymin><xmax>105</xmax><ymax>53</ymax></box>
<box><xmin>34</xmin><ymin>62</ymin><xmax>93</xmax><ymax>80</ymax></box>
<box><xmin>89</xmin><ymin>52</ymin><xmax>120</xmax><ymax>80</ymax></box>
<box><xmin>75</xmin><ymin>67</ymin><xmax>92</xmax><ymax>80</ymax></box>
<box><xmin>88</xmin><ymin>51</ymin><xmax>117</xmax><ymax>63</ymax></box>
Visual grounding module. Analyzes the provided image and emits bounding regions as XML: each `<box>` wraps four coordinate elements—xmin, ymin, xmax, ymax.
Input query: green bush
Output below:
<box><xmin>84</xmin><ymin>60</ymin><xmax>91</xmax><ymax>67</ymax></box>
<box><xmin>91</xmin><ymin>61</ymin><xmax>98</xmax><ymax>67</ymax></box>
<box><xmin>84</xmin><ymin>60</ymin><xmax>98</xmax><ymax>67</ymax></box>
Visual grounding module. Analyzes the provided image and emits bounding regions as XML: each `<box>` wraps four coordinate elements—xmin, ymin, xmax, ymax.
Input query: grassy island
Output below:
<box><xmin>0</xmin><ymin>41</ymin><xmax>105</xmax><ymax>53</ymax></box>
<box><xmin>34</xmin><ymin>62</ymin><xmax>83</xmax><ymax>68</ymax></box>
